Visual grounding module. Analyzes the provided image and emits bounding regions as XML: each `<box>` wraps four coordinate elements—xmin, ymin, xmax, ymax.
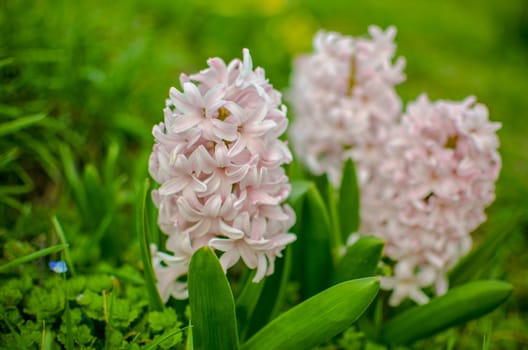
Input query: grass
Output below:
<box><xmin>1</xmin><ymin>0</ymin><xmax>527</xmax><ymax>348</ymax></box>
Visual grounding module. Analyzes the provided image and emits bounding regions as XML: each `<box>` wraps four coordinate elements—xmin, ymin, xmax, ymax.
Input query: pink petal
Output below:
<box><xmin>159</xmin><ymin>177</ymin><xmax>190</xmax><ymax>195</ymax></box>
<box><xmin>171</xmin><ymin>114</ymin><xmax>201</xmax><ymax>134</ymax></box>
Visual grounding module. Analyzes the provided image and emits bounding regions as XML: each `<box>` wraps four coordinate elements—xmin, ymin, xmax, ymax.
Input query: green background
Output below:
<box><xmin>1</xmin><ymin>0</ymin><xmax>527</xmax><ymax>348</ymax></box>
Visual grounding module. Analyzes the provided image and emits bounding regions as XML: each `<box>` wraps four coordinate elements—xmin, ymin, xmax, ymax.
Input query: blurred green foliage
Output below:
<box><xmin>1</xmin><ymin>0</ymin><xmax>528</xmax><ymax>348</ymax></box>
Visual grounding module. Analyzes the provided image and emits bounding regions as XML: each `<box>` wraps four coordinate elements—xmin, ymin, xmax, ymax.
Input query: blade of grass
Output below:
<box><xmin>186</xmin><ymin>320</ymin><xmax>194</xmax><ymax>350</ymax></box>
<box><xmin>41</xmin><ymin>324</ymin><xmax>55</xmax><ymax>350</ymax></box>
<box><xmin>0</xmin><ymin>147</ymin><xmax>19</xmax><ymax>169</ymax></box>
<box><xmin>143</xmin><ymin>327</ymin><xmax>187</xmax><ymax>350</ymax></box>
<box><xmin>52</xmin><ymin>216</ymin><xmax>76</xmax><ymax>276</ymax></box>
<box><xmin>59</xmin><ymin>142</ymin><xmax>88</xmax><ymax>217</ymax></box>
<box><xmin>0</xmin><ymin>194</ymin><xmax>26</xmax><ymax>211</ymax></box>
<box><xmin>103</xmin><ymin>140</ymin><xmax>120</xmax><ymax>184</ymax></box>
<box><xmin>16</xmin><ymin>133</ymin><xmax>61</xmax><ymax>181</ymax></box>
<box><xmin>0</xmin><ymin>164</ymin><xmax>34</xmax><ymax>195</ymax></box>
<box><xmin>64</xmin><ymin>279</ymin><xmax>74</xmax><ymax>350</ymax></box>
<box><xmin>137</xmin><ymin>178</ymin><xmax>164</xmax><ymax>311</ymax></box>
<box><xmin>0</xmin><ymin>113</ymin><xmax>45</xmax><ymax>137</ymax></box>
<box><xmin>0</xmin><ymin>243</ymin><xmax>68</xmax><ymax>273</ymax></box>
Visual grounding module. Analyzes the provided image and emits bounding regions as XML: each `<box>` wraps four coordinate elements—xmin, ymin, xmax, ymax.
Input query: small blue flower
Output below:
<box><xmin>49</xmin><ymin>260</ymin><xmax>68</xmax><ymax>274</ymax></box>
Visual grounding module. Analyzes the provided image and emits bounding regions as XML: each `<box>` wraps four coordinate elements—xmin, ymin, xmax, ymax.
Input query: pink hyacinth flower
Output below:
<box><xmin>288</xmin><ymin>26</ymin><xmax>405</xmax><ymax>187</ymax></box>
<box><xmin>366</xmin><ymin>94</ymin><xmax>501</xmax><ymax>305</ymax></box>
<box><xmin>149</xmin><ymin>49</ymin><xmax>296</xmax><ymax>301</ymax></box>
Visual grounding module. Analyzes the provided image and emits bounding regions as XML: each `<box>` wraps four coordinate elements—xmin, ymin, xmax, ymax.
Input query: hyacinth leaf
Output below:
<box><xmin>287</xmin><ymin>156</ymin><xmax>307</xmax><ymax>181</ymax></box>
<box><xmin>288</xmin><ymin>180</ymin><xmax>311</xmax><ymax>206</ymax></box>
<box><xmin>236</xmin><ymin>269</ymin><xmax>265</xmax><ymax>339</ymax></box>
<box><xmin>241</xmin><ymin>277</ymin><xmax>379</xmax><ymax>350</ymax></box>
<box><xmin>380</xmin><ymin>280</ymin><xmax>513</xmax><ymax>345</ymax></box>
<box><xmin>0</xmin><ymin>243</ymin><xmax>67</xmax><ymax>273</ymax></box>
<box><xmin>309</xmin><ymin>173</ymin><xmax>342</xmax><ymax>252</ymax></box>
<box><xmin>297</xmin><ymin>183</ymin><xmax>334</xmax><ymax>298</ymax></box>
<box><xmin>188</xmin><ymin>246</ymin><xmax>239</xmax><ymax>350</ymax></box>
<box><xmin>338</xmin><ymin>158</ymin><xmax>360</xmax><ymax>243</ymax></box>
<box><xmin>325</xmin><ymin>175</ymin><xmax>342</xmax><ymax>252</ymax></box>
<box><xmin>244</xmin><ymin>245</ymin><xmax>292</xmax><ymax>340</ymax></box>
<box><xmin>332</xmin><ymin>236</ymin><xmax>384</xmax><ymax>284</ymax></box>
<box><xmin>449</xmin><ymin>211</ymin><xmax>520</xmax><ymax>286</ymax></box>
<box><xmin>136</xmin><ymin>178</ymin><xmax>164</xmax><ymax>311</ymax></box>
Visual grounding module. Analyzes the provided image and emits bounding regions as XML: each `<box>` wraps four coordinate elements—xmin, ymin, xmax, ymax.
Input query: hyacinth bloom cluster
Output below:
<box><xmin>370</xmin><ymin>95</ymin><xmax>501</xmax><ymax>306</ymax></box>
<box><xmin>289</xmin><ymin>26</ymin><xmax>405</xmax><ymax>186</ymax></box>
<box><xmin>289</xmin><ymin>26</ymin><xmax>501</xmax><ymax>306</ymax></box>
<box><xmin>149</xmin><ymin>49</ymin><xmax>296</xmax><ymax>301</ymax></box>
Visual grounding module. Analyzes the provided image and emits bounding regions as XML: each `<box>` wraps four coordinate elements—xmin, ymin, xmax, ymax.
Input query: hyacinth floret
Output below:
<box><xmin>149</xmin><ymin>49</ymin><xmax>296</xmax><ymax>301</ymax></box>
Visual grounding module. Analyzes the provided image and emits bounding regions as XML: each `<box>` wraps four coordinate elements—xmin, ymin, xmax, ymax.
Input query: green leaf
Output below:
<box><xmin>0</xmin><ymin>164</ymin><xmax>33</xmax><ymax>195</ymax></box>
<box><xmin>297</xmin><ymin>183</ymin><xmax>333</xmax><ymax>298</ymax></box>
<box><xmin>59</xmin><ymin>143</ymin><xmax>88</xmax><ymax>217</ymax></box>
<box><xmin>0</xmin><ymin>148</ymin><xmax>19</xmax><ymax>169</ymax></box>
<box><xmin>24</xmin><ymin>286</ymin><xmax>66</xmax><ymax>321</ymax></box>
<box><xmin>76</xmin><ymin>290</ymin><xmax>141</xmax><ymax>328</ymax></box>
<box><xmin>149</xmin><ymin>328</ymin><xmax>184</xmax><ymax>349</ymax></box>
<box><xmin>0</xmin><ymin>113</ymin><xmax>45</xmax><ymax>137</ymax></box>
<box><xmin>83</xmin><ymin>164</ymin><xmax>105</xmax><ymax>218</ymax></box>
<box><xmin>241</xmin><ymin>277</ymin><xmax>379</xmax><ymax>350</ymax></box>
<box><xmin>380</xmin><ymin>280</ymin><xmax>513</xmax><ymax>345</ymax></box>
<box><xmin>0</xmin><ymin>244</ymin><xmax>68</xmax><ymax>273</ymax></box>
<box><xmin>41</xmin><ymin>326</ymin><xmax>56</xmax><ymax>350</ymax></box>
<box><xmin>147</xmin><ymin>307</ymin><xmax>184</xmax><ymax>349</ymax></box>
<box><xmin>236</xmin><ymin>270</ymin><xmax>265</xmax><ymax>340</ymax></box>
<box><xmin>186</xmin><ymin>319</ymin><xmax>194</xmax><ymax>350</ymax></box>
<box><xmin>338</xmin><ymin>158</ymin><xmax>360</xmax><ymax>243</ymax></box>
<box><xmin>244</xmin><ymin>245</ymin><xmax>292</xmax><ymax>339</ymax></box>
<box><xmin>16</xmin><ymin>133</ymin><xmax>60</xmax><ymax>181</ymax></box>
<box><xmin>332</xmin><ymin>236</ymin><xmax>384</xmax><ymax>284</ymax></box>
<box><xmin>286</xmin><ymin>156</ymin><xmax>306</xmax><ymax>181</ymax></box>
<box><xmin>137</xmin><ymin>178</ymin><xmax>164</xmax><ymax>311</ymax></box>
<box><xmin>321</xmin><ymin>174</ymin><xmax>342</xmax><ymax>253</ymax></box>
<box><xmin>143</xmin><ymin>327</ymin><xmax>185</xmax><ymax>350</ymax></box>
<box><xmin>449</xmin><ymin>211</ymin><xmax>520</xmax><ymax>286</ymax></box>
<box><xmin>188</xmin><ymin>246</ymin><xmax>239</xmax><ymax>350</ymax></box>
<box><xmin>288</xmin><ymin>180</ymin><xmax>311</xmax><ymax>206</ymax></box>
<box><xmin>64</xmin><ymin>289</ymin><xmax>74</xmax><ymax>350</ymax></box>
<box><xmin>148</xmin><ymin>308</ymin><xmax>181</xmax><ymax>333</ymax></box>
<box><xmin>52</xmin><ymin>216</ymin><xmax>76</xmax><ymax>276</ymax></box>
<box><xmin>103</xmin><ymin>140</ymin><xmax>120</xmax><ymax>184</ymax></box>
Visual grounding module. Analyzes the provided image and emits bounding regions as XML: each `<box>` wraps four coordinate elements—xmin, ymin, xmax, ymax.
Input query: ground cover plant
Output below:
<box><xmin>1</xmin><ymin>0</ymin><xmax>528</xmax><ymax>349</ymax></box>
